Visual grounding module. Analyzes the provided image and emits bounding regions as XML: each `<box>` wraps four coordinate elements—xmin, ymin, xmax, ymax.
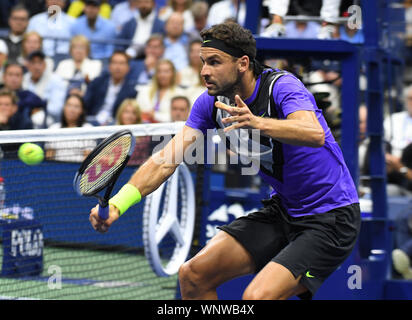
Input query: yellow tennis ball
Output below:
<box><xmin>18</xmin><ymin>143</ymin><xmax>44</xmax><ymax>165</ymax></box>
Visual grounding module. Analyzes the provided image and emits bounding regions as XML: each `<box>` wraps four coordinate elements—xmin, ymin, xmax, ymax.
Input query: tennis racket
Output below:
<box><xmin>73</xmin><ymin>129</ymin><xmax>135</xmax><ymax>220</ymax></box>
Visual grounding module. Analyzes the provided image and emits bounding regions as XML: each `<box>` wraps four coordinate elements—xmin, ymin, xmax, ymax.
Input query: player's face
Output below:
<box><xmin>200</xmin><ymin>47</ymin><xmax>240</xmax><ymax>97</ymax></box>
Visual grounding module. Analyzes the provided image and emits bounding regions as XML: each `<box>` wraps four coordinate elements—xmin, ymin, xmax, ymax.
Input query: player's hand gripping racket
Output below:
<box><xmin>73</xmin><ymin>130</ymin><xmax>135</xmax><ymax>220</ymax></box>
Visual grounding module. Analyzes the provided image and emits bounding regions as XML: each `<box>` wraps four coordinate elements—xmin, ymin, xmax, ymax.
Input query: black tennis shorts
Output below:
<box><xmin>217</xmin><ymin>196</ymin><xmax>361</xmax><ymax>299</ymax></box>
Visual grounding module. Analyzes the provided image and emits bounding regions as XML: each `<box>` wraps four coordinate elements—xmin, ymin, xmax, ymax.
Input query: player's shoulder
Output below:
<box><xmin>268</xmin><ymin>69</ymin><xmax>307</xmax><ymax>95</ymax></box>
<box><xmin>193</xmin><ymin>90</ymin><xmax>215</xmax><ymax>107</ymax></box>
<box><xmin>267</xmin><ymin>69</ymin><xmax>302</xmax><ymax>86</ymax></box>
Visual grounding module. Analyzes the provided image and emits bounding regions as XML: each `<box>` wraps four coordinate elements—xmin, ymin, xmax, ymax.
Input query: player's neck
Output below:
<box><xmin>233</xmin><ymin>71</ymin><xmax>256</xmax><ymax>102</ymax></box>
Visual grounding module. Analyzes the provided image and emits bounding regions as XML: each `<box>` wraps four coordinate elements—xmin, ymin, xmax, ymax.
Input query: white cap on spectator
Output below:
<box><xmin>0</xmin><ymin>40</ymin><xmax>8</xmax><ymax>56</ymax></box>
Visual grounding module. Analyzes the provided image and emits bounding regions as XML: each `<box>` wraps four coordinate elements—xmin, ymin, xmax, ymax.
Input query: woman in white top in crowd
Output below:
<box><xmin>45</xmin><ymin>93</ymin><xmax>96</xmax><ymax>162</ymax></box>
<box><xmin>159</xmin><ymin>0</ymin><xmax>194</xmax><ymax>33</ymax></box>
<box><xmin>55</xmin><ymin>35</ymin><xmax>102</xmax><ymax>95</ymax></box>
<box><xmin>137</xmin><ymin>59</ymin><xmax>185</xmax><ymax>123</ymax></box>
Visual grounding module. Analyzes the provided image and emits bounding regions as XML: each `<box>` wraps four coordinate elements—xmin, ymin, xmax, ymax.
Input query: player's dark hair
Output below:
<box><xmin>200</xmin><ymin>21</ymin><xmax>263</xmax><ymax>77</ymax></box>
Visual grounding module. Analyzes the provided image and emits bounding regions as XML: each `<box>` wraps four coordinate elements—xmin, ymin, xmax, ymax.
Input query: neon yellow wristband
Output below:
<box><xmin>109</xmin><ymin>184</ymin><xmax>142</xmax><ymax>216</ymax></box>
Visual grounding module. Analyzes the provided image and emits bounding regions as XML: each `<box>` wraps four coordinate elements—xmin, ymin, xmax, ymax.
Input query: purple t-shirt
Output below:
<box><xmin>186</xmin><ymin>71</ymin><xmax>359</xmax><ymax>217</ymax></box>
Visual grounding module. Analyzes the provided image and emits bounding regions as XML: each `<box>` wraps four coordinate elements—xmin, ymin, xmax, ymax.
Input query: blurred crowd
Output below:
<box><xmin>0</xmin><ymin>0</ymin><xmax>365</xmax><ymax>135</ymax></box>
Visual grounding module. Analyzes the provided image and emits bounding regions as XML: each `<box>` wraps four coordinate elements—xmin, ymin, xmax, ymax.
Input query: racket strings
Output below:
<box><xmin>79</xmin><ymin>135</ymin><xmax>132</xmax><ymax>195</ymax></box>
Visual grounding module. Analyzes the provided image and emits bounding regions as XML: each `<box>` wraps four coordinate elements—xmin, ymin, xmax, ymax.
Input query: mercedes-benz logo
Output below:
<box><xmin>143</xmin><ymin>163</ymin><xmax>195</xmax><ymax>277</ymax></box>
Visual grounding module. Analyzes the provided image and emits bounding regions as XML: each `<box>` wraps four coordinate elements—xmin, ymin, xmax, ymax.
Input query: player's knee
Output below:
<box><xmin>242</xmin><ymin>287</ymin><xmax>284</xmax><ymax>300</ymax></box>
<box><xmin>242</xmin><ymin>287</ymin><xmax>264</xmax><ymax>300</ymax></box>
<box><xmin>179</xmin><ymin>260</ymin><xmax>207</xmax><ymax>294</ymax></box>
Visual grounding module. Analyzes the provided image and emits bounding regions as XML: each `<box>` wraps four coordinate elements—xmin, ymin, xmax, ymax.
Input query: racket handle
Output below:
<box><xmin>98</xmin><ymin>199</ymin><xmax>109</xmax><ymax>220</ymax></box>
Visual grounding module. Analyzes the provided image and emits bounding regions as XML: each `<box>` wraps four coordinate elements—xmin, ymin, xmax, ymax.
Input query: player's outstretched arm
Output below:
<box><xmin>89</xmin><ymin>125</ymin><xmax>201</xmax><ymax>233</ymax></box>
<box><xmin>217</xmin><ymin>95</ymin><xmax>325</xmax><ymax>148</ymax></box>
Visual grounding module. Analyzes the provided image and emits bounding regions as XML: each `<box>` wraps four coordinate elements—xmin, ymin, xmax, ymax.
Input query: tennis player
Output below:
<box><xmin>89</xmin><ymin>21</ymin><xmax>361</xmax><ymax>300</ymax></box>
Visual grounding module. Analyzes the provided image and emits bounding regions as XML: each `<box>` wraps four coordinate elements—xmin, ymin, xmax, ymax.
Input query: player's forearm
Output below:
<box><xmin>256</xmin><ymin>117</ymin><xmax>325</xmax><ymax>147</ymax></box>
<box><xmin>127</xmin><ymin>152</ymin><xmax>178</xmax><ymax>198</ymax></box>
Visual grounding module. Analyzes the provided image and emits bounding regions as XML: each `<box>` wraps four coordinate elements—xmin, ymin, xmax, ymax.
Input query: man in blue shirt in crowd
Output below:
<box><xmin>71</xmin><ymin>0</ymin><xmax>117</xmax><ymax>60</ymax></box>
<box><xmin>27</xmin><ymin>0</ymin><xmax>74</xmax><ymax>57</ymax></box>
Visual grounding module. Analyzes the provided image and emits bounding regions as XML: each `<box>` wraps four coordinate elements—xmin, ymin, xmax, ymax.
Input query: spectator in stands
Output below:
<box><xmin>27</xmin><ymin>0</ymin><xmax>75</xmax><ymax>57</ymax></box>
<box><xmin>284</xmin><ymin>21</ymin><xmax>320</xmax><ymax>39</ymax></box>
<box><xmin>67</xmin><ymin>0</ymin><xmax>112</xmax><ymax>19</ymax></box>
<box><xmin>383</xmin><ymin>86</ymin><xmax>412</xmax><ymax>194</ymax></box>
<box><xmin>45</xmin><ymin>93</ymin><xmax>97</xmax><ymax>162</ymax></box>
<box><xmin>189</xmin><ymin>1</ymin><xmax>209</xmax><ymax>40</ymax></box>
<box><xmin>170</xmin><ymin>95</ymin><xmax>190</xmax><ymax>121</ymax></box>
<box><xmin>178</xmin><ymin>39</ymin><xmax>201</xmax><ymax>88</ymax></box>
<box><xmin>392</xmin><ymin>206</ymin><xmax>412</xmax><ymax>280</ymax></box>
<box><xmin>115</xmin><ymin>98</ymin><xmax>141</xmax><ymax>125</ymax></box>
<box><xmin>178</xmin><ymin>39</ymin><xmax>206</xmax><ymax>104</ymax></box>
<box><xmin>71</xmin><ymin>0</ymin><xmax>117</xmax><ymax>60</ymax></box>
<box><xmin>0</xmin><ymin>88</ymin><xmax>32</xmax><ymax>130</ymax></box>
<box><xmin>207</xmin><ymin>0</ymin><xmax>246</xmax><ymax>27</ymax></box>
<box><xmin>1</xmin><ymin>63</ymin><xmax>47</xmax><ymax>129</ymax></box>
<box><xmin>262</xmin><ymin>0</ymin><xmax>341</xmax><ymax>39</ymax></box>
<box><xmin>2</xmin><ymin>4</ymin><xmax>29</xmax><ymax>64</ymax></box>
<box><xmin>22</xmin><ymin>50</ymin><xmax>67</xmax><ymax>124</ymax></box>
<box><xmin>115</xmin><ymin>98</ymin><xmax>150</xmax><ymax>165</ymax></box>
<box><xmin>339</xmin><ymin>18</ymin><xmax>364</xmax><ymax>44</ymax></box>
<box><xmin>83</xmin><ymin>51</ymin><xmax>137</xmax><ymax>125</ymax></box>
<box><xmin>163</xmin><ymin>12</ymin><xmax>189</xmax><ymax>71</ymax></box>
<box><xmin>18</xmin><ymin>0</ymin><xmax>46</xmax><ymax>17</ymax></box>
<box><xmin>117</xmin><ymin>0</ymin><xmax>165</xmax><ymax>59</ymax></box>
<box><xmin>159</xmin><ymin>0</ymin><xmax>194</xmax><ymax>33</ymax></box>
<box><xmin>111</xmin><ymin>0</ymin><xmax>140</xmax><ymax>33</ymax></box>
<box><xmin>20</xmin><ymin>31</ymin><xmax>55</xmax><ymax>74</ymax></box>
<box><xmin>358</xmin><ymin>104</ymin><xmax>368</xmax><ymax>176</ymax></box>
<box><xmin>385</xmin><ymin>85</ymin><xmax>412</xmax><ymax>162</ymax></box>
<box><xmin>129</xmin><ymin>33</ymin><xmax>165</xmax><ymax>85</ymax></box>
<box><xmin>137</xmin><ymin>59</ymin><xmax>185</xmax><ymax>122</ymax></box>
<box><xmin>48</xmin><ymin>93</ymin><xmax>93</xmax><ymax>129</ymax></box>
<box><xmin>55</xmin><ymin>35</ymin><xmax>103</xmax><ymax>95</ymax></box>
<box><xmin>0</xmin><ymin>40</ymin><xmax>8</xmax><ymax>86</ymax></box>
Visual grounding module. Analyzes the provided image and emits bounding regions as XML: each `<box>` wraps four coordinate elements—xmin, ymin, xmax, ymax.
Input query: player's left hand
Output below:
<box><xmin>215</xmin><ymin>95</ymin><xmax>259</xmax><ymax>133</ymax></box>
